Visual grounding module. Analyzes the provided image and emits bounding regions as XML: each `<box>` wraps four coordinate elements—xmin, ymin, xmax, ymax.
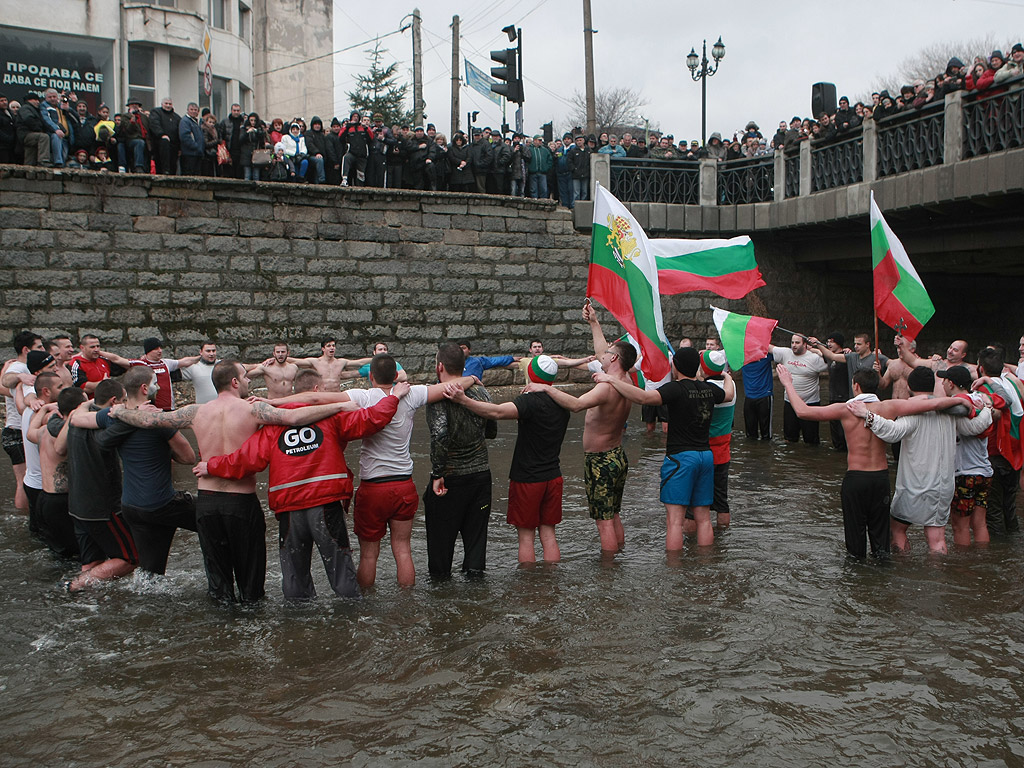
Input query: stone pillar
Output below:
<box><xmin>862</xmin><ymin>119</ymin><xmax>877</xmax><ymax>183</ymax></box>
<box><xmin>591</xmin><ymin>153</ymin><xmax>610</xmax><ymax>198</ymax></box>
<box><xmin>774</xmin><ymin>151</ymin><xmax>785</xmax><ymax>201</ymax></box>
<box><xmin>799</xmin><ymin>140</ymin><xmax>812</xmax><ymax>196</ymax></box>
<box><xmin>944</xmin><ymin>90</ymin><xmax>964</xmax><ymax>164</ymax></box>
<box><xmin>699</xmin><ymin>158</ymin><xmax>717</xmax><ymax>206</ymax></box>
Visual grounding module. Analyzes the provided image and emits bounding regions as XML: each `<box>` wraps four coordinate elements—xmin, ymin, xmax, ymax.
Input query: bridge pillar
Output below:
<box><xmin>944</xmin><ymin>90</ymin><xmax>964</xmax><ymax>164</ymax></box>
<box><xmin>699</xmin><ymin>158</ymin><xmax>717</xmax><ymax>206</ymax></box>
<box><xmin>798</xmin><ymin>140</ymin><xmax>812</xmax><ymax>196</ymax></box>
<box><xmin>862</xmin><ymin>118</ymin><xmax>877</xmax><ymax>183</ymax></box>
<box><xmin>774</xmin><ymin>152</ymin><xmax>785</xmax><ymax>201</ymax></box>
<box><xmin>591</xmin><ymin>153</ymin><xmax>610</xmax><ymax>198</ymax></box>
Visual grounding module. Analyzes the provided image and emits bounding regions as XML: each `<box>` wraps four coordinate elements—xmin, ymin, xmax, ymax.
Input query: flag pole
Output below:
<box><xmin>874</xmin><ymin>311</ymin><xmax>879</xmax><ymax>366</ymax></box>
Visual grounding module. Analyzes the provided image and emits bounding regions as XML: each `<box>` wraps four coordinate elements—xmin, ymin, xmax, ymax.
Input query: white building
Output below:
<box><xmin>0</xmin><ymin>0</ymin><xmax>332</xmax><ymax>119</ymax></box>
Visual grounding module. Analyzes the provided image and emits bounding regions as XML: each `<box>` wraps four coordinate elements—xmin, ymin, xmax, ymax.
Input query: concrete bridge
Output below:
<box><xmin>574</xmin><ymin>85</ymin><xmax>1024</xmax><ymax>278</ymax></box>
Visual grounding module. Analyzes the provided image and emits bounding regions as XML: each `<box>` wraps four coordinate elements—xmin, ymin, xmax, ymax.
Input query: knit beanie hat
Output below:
<box><xmin>527</xmin><ymin>355</ymin><xmax>558</xmax><ymax>384</ymax></box>
<box><xmin>699</xmin><ymin>349</ymin><xmax>727</xmax><ymax>377</ymax></box>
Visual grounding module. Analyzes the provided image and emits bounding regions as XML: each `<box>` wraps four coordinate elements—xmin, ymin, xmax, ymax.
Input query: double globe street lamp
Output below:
<box><xmin>686</xmin><ymin>36</ymin><xmax>725</xmax><ymax>148</ymax></box>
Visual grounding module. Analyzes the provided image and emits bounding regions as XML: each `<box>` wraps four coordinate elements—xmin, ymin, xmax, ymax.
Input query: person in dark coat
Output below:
<box><xmin>0</xmin><ymin>93</ymin><xmax>16</xmax><ymax>163</ymax></box>
<box><xmin>303</xmin><ymin>116</ymin><xmax>328</xmax><ymax>184</ymax></box>
<box><xmin>404</xmin><ymin>125</ymin><xmax>430</xmax><ymax>190</ymax></box>
<box><xmin>468</xmin><ymin>128</ymin><xmax>492</xmax><ymax>194</ymax></box>
<box><xmin>240</xmin><ymin>112</ymin><xmax>269</xmax><ymax>181</ymax></box>
<box><xmin>384</xmin><ymin>124</ymin><xmax>408</xmax><ymax>189</ymax></box>
<box><xmin>218</xmin><ymin>103</ymin><xmax>245</xmax><ymax>178</ymax></box>
<box><xmin>447</xmin><ymin>132</ymin><xmax>473</xmax><ymax>192</ymax></box>
<box><xmin>339</xmin><ymin>111</ymin><xmax>374</xmax><ymax>186</ymax></box>
<box><xmin>148</xmin><ymin>97</ymin><xmax>181</xmax><ymax>174</ymax></box>
<box><xmin>16</xmin><ymin>92</ymin><xmax>52</xmax><ymax>166</ymax></box>
<box><xmin>425</xmin><ymin>132</ymin><xmax>450</xmax><ymax>191</ymax></box>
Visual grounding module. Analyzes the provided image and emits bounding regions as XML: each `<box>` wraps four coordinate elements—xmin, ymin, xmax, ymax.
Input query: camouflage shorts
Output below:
<box><xmin>584</xmin><ymin>445</ymin><xmax>628</xmax><ymax>521</ymax></box>
<box><xmin>952</xmin><ymin>474</ymin><xmax>991</xmax><ymax>516</ymax></box>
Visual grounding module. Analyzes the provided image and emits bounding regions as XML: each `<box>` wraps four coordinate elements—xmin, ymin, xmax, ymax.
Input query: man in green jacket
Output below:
<box><xmin>528</xmin><ymin>135</ymin><xmax>553</xmax><ymax>199</ymax></box>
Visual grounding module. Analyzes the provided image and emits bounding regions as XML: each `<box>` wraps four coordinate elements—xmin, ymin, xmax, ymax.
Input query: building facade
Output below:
<box><xmin>0</xmin><ymin>0</ymin><xmax>331</xmax><ymax>119</ymax></box>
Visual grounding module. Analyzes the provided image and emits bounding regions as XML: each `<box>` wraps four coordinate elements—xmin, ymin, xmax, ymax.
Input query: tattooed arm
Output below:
<box><xmin>250</xmin><ymin>399</ymin><xmax>358</xmax><ymax>426</ymax></box>
<box><xmin>109</xmin><ymin>403</ymin><xmax>200</xmax><ymax>430</ymax></box>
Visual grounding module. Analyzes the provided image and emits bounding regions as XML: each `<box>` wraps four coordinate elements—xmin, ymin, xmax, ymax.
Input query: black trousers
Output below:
<box><xmin>180</xmin><ymin>155</ymin><xmax>202</xmax><ymax>175</ymax></box>
<box><xmin>841</xmin><ymin>469</ymin><xmax>890</xmax><ymax>559</ymax></box>
<box><xmin>38</xmin><ymin>491</ymin><xmax>78</xmax><ymax>559</ymax></box>
<box><xmin>196</xmin><ymin>490</ymin><xmax>266</xmax><ymax>603</ymax></box>
<box><xmin>783</xmin><ymin>400</ymin><xmax>820</xmax><ymax>445</ymax></box>
<box><xmin>24</xmin><ymin>483</ymin><xmax>41</xmax><ymax>534</ymax></box>
<box><xmin>987</xmin><ymin>455</ymin><xmax>1020</xmax><ymax>535</ymax></box>
<box><xmin>743</xmin><ymin>395</ymin><xmax>772</xmax><ymax>439</ymax></box>
<box><xmin>121</xmin><ymin>491</ymin><xmax>197</xmax><ymax>575</ymax></box>
<box><xmin>422</xmin><ymin>470</ymin><xmax>491</xmax><ymax>579</ymax></box>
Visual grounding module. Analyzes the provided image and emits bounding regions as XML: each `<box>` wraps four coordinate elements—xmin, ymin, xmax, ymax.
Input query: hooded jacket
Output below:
<box><xmin>206</xmin><ymin>396</ymin><xmax>399</xmax><ymax>514</ymax></box>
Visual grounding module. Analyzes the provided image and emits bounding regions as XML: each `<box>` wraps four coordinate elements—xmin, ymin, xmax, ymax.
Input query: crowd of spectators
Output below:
<box><xmin>0</xmin><ymin>44</ymin><xmax>1019</xmax><ymax>205</ymax></box>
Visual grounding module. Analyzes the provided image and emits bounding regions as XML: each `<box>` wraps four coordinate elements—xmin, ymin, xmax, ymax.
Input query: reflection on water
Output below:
<box><xmin>1</xmin><ymin>390</ymin><xmax>1023</xmax><ymax>767</ymax></box>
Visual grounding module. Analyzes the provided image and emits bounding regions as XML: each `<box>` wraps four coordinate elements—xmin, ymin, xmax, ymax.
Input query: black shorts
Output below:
<box><xmin>642</xmin><ymin>404</ymin><xmax>669</xmax><ymax>424</ymax></box>
<box><xmin>74</xmin><ymin>514</ymin><xmax>139</xmax><ymax>565</ymax></box>
<box><xmin>2</xmin><ymin>426</ymin><xmax>25</xmax><ymax>466</ymax></box>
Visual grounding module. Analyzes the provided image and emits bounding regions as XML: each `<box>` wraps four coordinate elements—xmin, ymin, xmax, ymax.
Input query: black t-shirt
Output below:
<box><xmin>66</xmin><ymin>404</ymin><xmax>122</xmax><ymax>521</ymax></box>
<box><xmin>658</xmin><ymin>379</ymin><xmax>726</xmax><ymax>454</ymax></box>
<box><xmin>95</xmin><ymin>407</ymin><xmax>178</xmax><ymax>510</ymax></box>
<box><xmin>509</xmin><ymin>391</ymin><xmax>571</xmax><ymax>483</ymax></box>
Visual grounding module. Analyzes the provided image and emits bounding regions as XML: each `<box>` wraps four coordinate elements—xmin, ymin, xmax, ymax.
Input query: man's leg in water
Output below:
<box><xmin>312</xmin><ymin>502</ymin><xmax>359</xmax><ymax>597</ymax></box>
<box><xmin>891</xmin><ymin>518</ymin><xmax>911</xmax><ymax>552</ymax></box>
<box><xmin>691</xmin><ymin>505</ymin><xmax>714</xmax><ymax>546</ymax></box>
<box><xmin>389</xmin><ymin>517</ymin><xmax>415</xmax><ymax>586</ymax></box>
<box><xmin>538</xmin><ymin>524</ymin><xmax>560</xmax><ymax>562</ymax></box>
<box><xmin>516</xmin><ymin>526</ymin><xmax>536</xmax><ymax>562</ymax></box>
<box><xmin>951</xmin><ymin>512</ymin><xmax>972</xmax><ymax>547</ymax></box>
<box><xmin>924</xmin><ymin>525</ymin><xmax>947</xmax><ymax>554</ymax></box>
<box><xmin>971</xmin><ymin>505</ymin><xmax>990</xmax><ymax>545</ymax></box>
<box><xmin>596</xmin><ymin>516</ymin><xmax>624</xmax><ymax>551</ymax></box>
<box><xmin>356</xmin><ymin>538</ymin><xmax>381</xmax><ymax>588</ymax></box>
<box><xmin>665</xmin><ymin>504</ymin><xmax>686</xmax><ymax>550</ymax></box>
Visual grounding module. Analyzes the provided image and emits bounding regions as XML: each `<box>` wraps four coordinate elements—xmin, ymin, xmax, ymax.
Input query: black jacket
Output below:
<box><xmin>406</xmin><ymin>134</ymin><xmax>430</xmax><ymax>169</ymax></box>
<box><xmin>72</xmin><ymin>115</ymin><xmax>97</xmax><ymax>152</ymax></box>
<box><xmin>219</xmin><ymin>114</ymin><xmax>245</xmax><ymax>152</ymax></box>
<box><xmin>16</xmin><ymin>102</ymin><xmax>48</xmax><ymax>138</ymax></box>
<box><xmin>0</xmin><ymin>108</ymin><xmax>15</xmax><ymax>150</ymax></box>
<box><xmin>567</xmin><ymin>144</ymin><xmax>590</xmax><ymax>179</ymax></box>
<box><xmin>149</xmin><ymin>107</ymin><xmax>181</xmax><ymax>144</ymax></box>
<box><xmin>304</xmin><ymin>128</ymin><xmax>328</xmax><ymax>158</ymax></box>
<box><xmin>491</xmin><ymin>141</ymin><xmax>512</xmax><ymax>174</ymax></box>
<box><xmin>339</xmin><ymin>123</ymin><xmax>373</xmax><ymax>158</ymax></box>
<box><xmin>385</xmin><ymin>134</ymin><xmax>408</xmax><ymax>166</ymax></box>
<box><xmin>468</xmin><ymin>137</ymin><xmax>492</xmax><ymax>175</ymax></box>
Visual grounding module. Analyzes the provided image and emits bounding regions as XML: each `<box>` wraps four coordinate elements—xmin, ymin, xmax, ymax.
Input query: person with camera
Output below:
<box><xmin>42</xmin><ymin>88</ymin><xmax>76</xmax><ymax>167</ymax></box>
<box><xmin>117</xmin><ymin>99</ymin><xmax>148</xmax><ymax>173</ymax></box>
<box><xmin>339</xmin><ymin>110</ymin><xmax>374</xmax><ymax>187</ymax></box>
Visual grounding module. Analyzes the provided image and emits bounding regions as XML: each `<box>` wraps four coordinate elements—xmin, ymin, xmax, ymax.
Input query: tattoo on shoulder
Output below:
<box><xmin>123</xmin><ymin>404</ymin><xmax>198</xmax><ymax>429</ymax></box>
<box><xmin>252</xmin><ymin>401</ymin><xmax>288</xmax><ymax>424</ymax></box>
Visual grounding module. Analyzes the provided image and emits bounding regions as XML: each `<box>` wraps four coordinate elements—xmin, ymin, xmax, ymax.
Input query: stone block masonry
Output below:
<box><xmin>1</xmin><ymin>166</ymin><xmax>874</xmax><ymax>379</ymax></box>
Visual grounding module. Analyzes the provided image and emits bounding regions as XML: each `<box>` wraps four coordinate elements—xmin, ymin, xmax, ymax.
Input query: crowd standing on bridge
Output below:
<box><xmin>1</xmin><ymin>313</ymin><xmax>1022</xmax><ymax>601</ymax></box>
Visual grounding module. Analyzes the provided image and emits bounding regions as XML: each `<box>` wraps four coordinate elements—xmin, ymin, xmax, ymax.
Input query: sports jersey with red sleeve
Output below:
<box><xmin>129</xmin><ymin>358</ymin><xmax>180</xmax><ymax>411</ymax></box>
<box><xmin>69</xmin><ymin>355</ymin><xmax>111</xmax><ymax>394</ymax></box>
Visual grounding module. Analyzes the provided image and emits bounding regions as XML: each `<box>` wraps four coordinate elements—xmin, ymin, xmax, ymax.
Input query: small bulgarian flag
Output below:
<box><xmin>711</xmin><ymin>305</ymin><xmax>778</xmax><ymax>370</ymax></box>
<box><xmin>589</xmin><ymin>185</ymin><xmax>675</xmax><ymax>383</ymax></box>
<box><xmin>652</xmin><ymin>236</ymin><xmax>765</xmax><ymax>299</ymax></box>
<box><xmin>616</xmin><ymin>333</ymin><xmax>648</xmax><ymax>388</ymax></box>
<box><xmin>870</xmin><ymin>192</ymin><xmax>934</xmax><ymax>340</ymax></box>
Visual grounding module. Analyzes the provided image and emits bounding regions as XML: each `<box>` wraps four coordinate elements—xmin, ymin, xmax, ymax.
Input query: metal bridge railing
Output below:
<box><xmin>716</xmin><ymin>155</ymin><xmax>775</xmax><ymax>204</ymax></box>
<box><xmin>609</xmin><ymin>158</ymin><xmax>699</xmax><ymax>205</ymax></box>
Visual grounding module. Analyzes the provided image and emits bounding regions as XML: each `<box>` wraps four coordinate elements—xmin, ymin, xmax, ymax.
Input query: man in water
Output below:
<box><xmin>446</xmin><ymin>355</ymin><xmax>571</xmax><ymax>563</ymax></box>
<box><xmin>246</xmin><ymin>342</ymin><xmax>301</xmax><ymax>399</ymax></box>
<box><xmin>848</xmin><ymin>366</ymin><xmax>991</xmax><ymax>554</ymax></box>
<box><xmin>181</xmin><ymin>341</ymin><xmax>219</xmax><ymax>404</ymax></box>
<box><xmin>771</xmin><ymin>334</ymin><xmax>827</xmax><ymax>445</ymax></box>
<box><xmin>594</xmin><ymin>347</ymin><xmax>732</xmax><ymax>550</ymax></box>
<box><xmin>287</xmin><ymin>338</ymin><xmax>366</xmax><ymax>391</ymax></box>
<box><xmin>528</xmin><ymin>305</ymin><xmax>636</xmax><ymax>553</ymax></box>
<box><xmin>108</xmin><ymin>360</ymin><xmax>359</xmax><ymax>602</ymax></box>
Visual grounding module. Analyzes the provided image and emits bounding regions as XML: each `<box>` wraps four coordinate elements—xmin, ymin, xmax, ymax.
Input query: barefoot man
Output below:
<box><xmin>526</xmin><ymin>303</ymin><xmax>636</xmax><ymax>554</ymax></box>
<box><xmin>108</xmin><ymin>360</ymin><xmax>359</xmax><ymax>602</ymax></box>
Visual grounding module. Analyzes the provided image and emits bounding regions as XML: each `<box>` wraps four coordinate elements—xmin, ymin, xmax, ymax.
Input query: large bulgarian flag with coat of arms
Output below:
<box><xmin>870</xmin><ymin>191</ymin><xmax>934</xmax><ymax>340</ymax></box>
<box><xmin>588</xmin><ymin>185</ymin><xmax>676</xmax><ymax>382</ymax></box>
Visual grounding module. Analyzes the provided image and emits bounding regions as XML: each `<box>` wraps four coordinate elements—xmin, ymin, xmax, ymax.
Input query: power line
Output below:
<box><xmin>256</xmin><ymin>27</ymin><xmax>404</xmax><ymax>77</ymax></box>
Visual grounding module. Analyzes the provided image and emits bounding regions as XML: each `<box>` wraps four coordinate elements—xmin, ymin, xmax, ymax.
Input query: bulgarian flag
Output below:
<box><xmin>652</xmin><ymin>236</ymin><xmax>765</xmax><ymax>298</ymax></box>
<box><xmin>588</xmin><ymin>185</ymin><xmax>675</xmax><ymax>382</ymax></box>
<box><xmin>870</xmin><ymin>192</ymin><xmax>934</xmax><ymax>340</ymax></box>
<box><xmin>711</xmin><ymin>305</ymin><xmax>778</xmax><ymax>370</ymax></box>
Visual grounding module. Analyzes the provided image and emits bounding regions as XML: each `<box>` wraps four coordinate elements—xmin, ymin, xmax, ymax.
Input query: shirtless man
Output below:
<box><xmin>247</xmin><ymin>342</ymin><xmax>301</xmax><ymax>399</ymax></box>
<box><xmin>47</xmin><ymin>335</ymin><xmax>75</xmax><ymax>388</ymax></box>
<box><xmin>900</xmin><ymin>336</ymin><xmax>977</xmax><ymax>377</ymax></box>
<box><xmin>525</xmin><ymin>304</ymin><xmax>636</xmax><ymax>553</ymax></box>
<box><xmin>880</xmin><ymin>334</ymin><xmax>914</xmax><ymax>400</ymax></box>
<box><xmin>108</xmin><ymin>360</ymin><xmax>359</xmax><ymax>602</ymax></box>
<box><xmin>25</xmin><ymin>372</ymin><xmax>78</xmax><ymax>558</ymax></box>
<box><xmin>288</xmin><ymin>338</ymin><xmax>365</xmax><ymax>392</ymax></box>
<box><xmin>778</xmin><ymin>365</ymin><xmax>972</xmax><ymax>559</ymax></box>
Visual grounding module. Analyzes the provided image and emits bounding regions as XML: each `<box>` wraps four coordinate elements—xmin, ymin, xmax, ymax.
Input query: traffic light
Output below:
<box><xmin>491</xmin><ymin>47</ymin><xmax>523</xmax><ymax>104</ymax></box>
<box><xmin>542</xmin><ymin>122</ymin><xmax>553</xmax><ymax>143</ymax></box>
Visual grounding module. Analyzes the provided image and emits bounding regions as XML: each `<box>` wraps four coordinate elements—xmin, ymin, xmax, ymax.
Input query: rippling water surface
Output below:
<box><xmin>2</xmin><ymin>392</ymin><xmax>1023</xmax><ymax>767</ymax></box>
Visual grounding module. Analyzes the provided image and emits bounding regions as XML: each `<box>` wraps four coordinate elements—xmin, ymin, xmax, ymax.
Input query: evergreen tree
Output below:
<box><xmin>346</xmin><ymin>40</ymin><xmax>416</xmax><ymax>126</ymax></box>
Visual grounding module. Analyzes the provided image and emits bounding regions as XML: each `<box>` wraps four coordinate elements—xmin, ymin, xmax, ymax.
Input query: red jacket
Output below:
<box><xmin>207</xmin><ymin>396</ymin><xmax>399</xmax><ymax>514</ymax></box>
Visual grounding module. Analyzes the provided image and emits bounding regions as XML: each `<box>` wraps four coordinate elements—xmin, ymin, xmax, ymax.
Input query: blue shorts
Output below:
<box><xmin>660</xmin><ymin>450</ymin><xmax>714</xmax><ymax>507</ymax></box>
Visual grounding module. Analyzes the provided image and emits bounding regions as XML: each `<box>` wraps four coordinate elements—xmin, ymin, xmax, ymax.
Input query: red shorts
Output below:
<box><xmin>507</xmin><ymin>477</ymin><xmax>563</xmax><ymax>529</ymax></box>
<box><xmin>353</xmin><ymin>478</ymin><xmax>418</xmax><ymax>542</ymax></box>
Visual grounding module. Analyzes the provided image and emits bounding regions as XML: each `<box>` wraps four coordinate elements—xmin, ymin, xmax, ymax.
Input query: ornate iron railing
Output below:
<box><xmin>810</xmin><ymin>134</ymin><xmax>864</xmax><ymax>191</ymax></box>
<box><xmin>784</xmin><ymin>150</ymin><xmax>801</xmax><ymax>198</ymax></box>
<box><xmin>717</xmin><ymin>155</ymin><xmax>775</xmax><ymax>204</ymax></box>
<box><xmin>876</xmin><ymin>104</ymin><xmax>944</xmax><ymax>176</ymax></box>
<box><xmin>609</xmin><ymin>158</ymin><xmax>699</xmax><ymax>205</ymax></box>
<box><xmin>963</xmin><ymin>78</ymin><xmax>1024</xmax><ymax>158</ymax></box>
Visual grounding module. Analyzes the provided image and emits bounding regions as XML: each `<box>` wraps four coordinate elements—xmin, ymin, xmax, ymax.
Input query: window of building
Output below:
<box><xmin>208</xmin><ymin>0</ymin><xmax>225</xmax><ymax>30</ymax></box>
<box><xmin>238</xmin><ymin>3</ymin><xmax>251</xmax><ymax>43</ymax></box>
<box><xmin>155</xmin><ymin>0</ymin><xmax>176</xmax><ymax>7</ymax></box>
<box><xmin>128</xmin><ymin>45</ymin><xmax>155</xmax><ymax>108</ymax></box>
<box><xmin>239</xmin><ymin>85</ymin><xmax>252</xmax><ymax>112</ymax></box>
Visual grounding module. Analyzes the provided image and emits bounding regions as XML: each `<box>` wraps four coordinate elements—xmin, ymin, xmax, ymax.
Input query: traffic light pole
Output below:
<box><xmin>515</xmin><ymin>29</ymin><xmax>523</xmax><ymax>133</ymax></box>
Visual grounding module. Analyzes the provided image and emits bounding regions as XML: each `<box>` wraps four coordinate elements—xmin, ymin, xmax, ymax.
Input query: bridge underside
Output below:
<box><xmin>780</xmin><ymin>192</ymin><xmax>1024</xmax><ymax>276</ymax></box>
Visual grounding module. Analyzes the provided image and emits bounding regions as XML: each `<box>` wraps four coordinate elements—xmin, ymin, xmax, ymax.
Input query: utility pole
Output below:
<box><xmin>582</xmin><ymin>0</ymin><xmax>597</xmax><ymax>136</ymax></box>
<box><xmin>450</xmin><ymin>15</ymin><xmax>460</xmax><ymax>136</ymax></box>
<box><xmin>412</xmin><ymin>7</ymin><xmax>423</xmax><ymax>126</ymax></box>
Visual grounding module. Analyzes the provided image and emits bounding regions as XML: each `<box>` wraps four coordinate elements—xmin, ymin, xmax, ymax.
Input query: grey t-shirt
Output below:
<box><xmin>845</xmin><ymin>351</ymin><xmax>888</xmax><ymax>394</ymax></box>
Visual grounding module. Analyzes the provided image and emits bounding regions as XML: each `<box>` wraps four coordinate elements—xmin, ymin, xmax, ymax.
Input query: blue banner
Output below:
<box><xmin>465</xmin><ymin>59</ymin><xmax>502</xmax><ymax>105</ymax></box>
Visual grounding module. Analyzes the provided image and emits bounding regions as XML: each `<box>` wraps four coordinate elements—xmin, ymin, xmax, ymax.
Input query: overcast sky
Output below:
<box><xmin>333</xmin><ymin>0</ymin><xmax>1021</xmax><ymax>140</ymax></box>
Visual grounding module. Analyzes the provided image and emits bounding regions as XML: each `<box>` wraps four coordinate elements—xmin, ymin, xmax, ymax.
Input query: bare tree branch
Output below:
<box><xmin>564</xmin><ymin>87</ymin><xmax>647</xmax><ymax>136</ymax></box>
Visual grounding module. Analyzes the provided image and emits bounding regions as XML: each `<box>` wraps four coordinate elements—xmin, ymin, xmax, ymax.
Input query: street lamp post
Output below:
<box><xmin>686</xmin><ymin>36</ymin><xmax>725</xmax><ymax>148</ymax></box>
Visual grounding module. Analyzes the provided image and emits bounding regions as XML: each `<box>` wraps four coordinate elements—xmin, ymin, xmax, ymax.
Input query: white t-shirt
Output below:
<box><xmin>4</xmin><ymin>361</ymin><xmax>28</xmax><ymax>430</ymax></box>
<box><xmin>346</xmin><ymin>385</ymin><xmax>430</xmax><ymax>479</ymax></box>
<box><xmin>772</xmin><ymin>347</ymin><xmax>827</xmax><ymax>404</ymax></box>
<box><xmin>20</xmin><ymin>380</ymin><xmax>41</xmax><ymax>489</ymax></box>
<box><xmin>182</xmin><ymin>360</ymin><xmax>218</xmax><ymax>404</ymax></box>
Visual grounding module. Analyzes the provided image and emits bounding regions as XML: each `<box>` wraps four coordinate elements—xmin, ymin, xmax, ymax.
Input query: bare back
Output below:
<box><xmin>582</xmin><ymin>381</ymin><xmax>633</xmax><ymax>453</ymax></box>
<box><xmin>192</xmin><ymin>396</ymin><xmax>261</xmax><ymax>493</ymax></box>
<box><xmin>37</xmin><ymin>419</ymin><xmax>67</xmax><ymax>494</ymax></box>
<box><xmin>840</xmin><ymin>409</ymin><xmax>889</xmax><ymax>472</ymax></box>
<box><xmin>261</xmin><ymin>361</ymin><xmax>299</xmax><ymax>399</ymax></box>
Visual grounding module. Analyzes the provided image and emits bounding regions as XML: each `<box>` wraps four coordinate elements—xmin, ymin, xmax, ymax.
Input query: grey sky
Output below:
<box><xmin>333</xmin><ymin>1</ymin><xmax>1020</xmax><ymax>139</ymax></box>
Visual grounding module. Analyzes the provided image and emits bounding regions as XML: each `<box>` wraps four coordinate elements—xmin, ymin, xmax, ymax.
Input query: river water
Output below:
<box><xmin>1</xmin><ymin>389</ymin><xmax>1023</xmax><ymax>767</ymax></box>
